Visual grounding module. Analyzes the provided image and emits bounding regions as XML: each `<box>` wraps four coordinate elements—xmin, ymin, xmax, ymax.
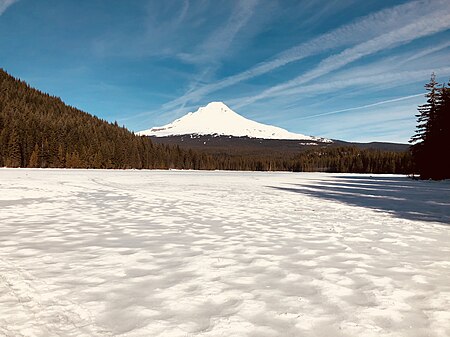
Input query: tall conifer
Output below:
<box><xmin>410</xmin><ymin>74</ymin><xmax>450</xmax><ymax>179</ymax></box>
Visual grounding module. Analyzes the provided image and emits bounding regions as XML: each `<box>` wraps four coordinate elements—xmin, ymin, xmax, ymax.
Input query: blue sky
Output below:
<box><xmin>1</xmin><ymin>0</ymin><xmax>450</xmax><ymax>143</ymax></box>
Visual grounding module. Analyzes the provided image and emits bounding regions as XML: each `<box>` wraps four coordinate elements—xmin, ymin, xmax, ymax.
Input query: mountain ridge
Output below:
<box><xmin>138</xmin><ymin>102</ymin><xmax>331</xmax><ymax>142</ymax></box>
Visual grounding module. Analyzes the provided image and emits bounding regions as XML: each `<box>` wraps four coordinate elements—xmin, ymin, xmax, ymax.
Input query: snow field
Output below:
<box><xmin>0</xmin><ymin>169</ymin><xmax>449</xmax><ymax>336</ymax></box>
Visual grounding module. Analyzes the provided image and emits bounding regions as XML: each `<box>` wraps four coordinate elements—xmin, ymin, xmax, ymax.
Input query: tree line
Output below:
<box><xmin>1</xmin><ymin>68</ymin><xmax>412</xmax><ymax>173</ymax></box>
<box><xmin>204</xmin><ymin>147</ymin><xmax>411</xmax><ymax>173</ymax></box>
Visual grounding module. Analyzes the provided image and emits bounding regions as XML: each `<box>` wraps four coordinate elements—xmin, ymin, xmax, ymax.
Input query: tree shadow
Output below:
<box><xmin>268</xmin><ymin>175</ymin><xmax>450</xmax><ymax>224</ymax></box>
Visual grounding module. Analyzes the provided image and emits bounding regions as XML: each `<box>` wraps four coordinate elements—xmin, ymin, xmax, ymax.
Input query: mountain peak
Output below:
<box><xmin>196</xmin><ymin>101</ymin><xmax>234</xmax><ymax>115</ymax></box>
<box><xmin>204</xmin><ymin>101</ymin><xmax>229</xmax><ymax>109</ymax></box>
<box><xmin>194</xmin><ymin>102</ymin><xmax>240</xmax><ymax>119</ymax></box>
<box><xmin>137</xmin><ymin>102</ymin><xmax>331</xmax><ymax>142</ymax></box>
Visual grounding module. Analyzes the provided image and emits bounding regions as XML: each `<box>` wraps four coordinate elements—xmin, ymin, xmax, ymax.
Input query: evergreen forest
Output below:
<box><xmin>0</xmin><ymin>68</ymin><xmax>412</xmax><ymax>173</ymax></box>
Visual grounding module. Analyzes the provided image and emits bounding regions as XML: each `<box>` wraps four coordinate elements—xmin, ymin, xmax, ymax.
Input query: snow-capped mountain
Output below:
<box><xmin>138</xmin><ymin>102</ymin><xmax>331</xmax><ymax>142</ymax></box>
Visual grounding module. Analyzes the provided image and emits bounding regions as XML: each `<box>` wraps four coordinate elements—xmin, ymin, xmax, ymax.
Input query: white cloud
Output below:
<box><xmin>162</xmin><ymin>0</ymin><xmax>260</xmax><ymax>118</ymax></box>
<box><xmin>0</xmin><ymin>0</ymin><xmax>18</xmax><ymax>16</ymax></box>
<box><xmin>297</xmin><ymin>93</ymin><xmax>425</xmax><ymax>120</ymax></box>
<box><xmin>224</xmin><ymin>66</ymin><xmax>450</xmax><ymax>110</ymax></box>
<box><xmin>284</xmin><ymin>66</ymin><xmax>450</xmax><ymax>99</ymax></box>
<box><xmin>235</xmin><ymin>7</ymin><xmax>450</xmax><ymax>108</ymax></box>
<box><xmin>400</xmin><ymin>40</ymin><xmax>450</xmax><ymax>65</ymax></box>
<box><xmin>162</xmin><ymin>0</ymin><xmax>450</xmax><ymax>110</ymax></box>
<box><xmin>177</xmin><ymin>0</ymin><xmax>259</xmax><ymax>65</ymax></box>
<box><xmin>315</xmin><ymin>103</ymin><xmax>420</xmax><ymax>143</ymax></box>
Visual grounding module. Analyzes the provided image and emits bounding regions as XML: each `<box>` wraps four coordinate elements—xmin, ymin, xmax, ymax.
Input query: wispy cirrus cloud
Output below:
<box><xmin>177</xmin><ymin>0</ymin><xmax>259</xmax><ymax>65</ymax></box>
<box><xmin>164</xmin><ymin>0</ymin><xmax>260</xmax><ymax>117</ymax></box>
<box><xmin>162</xmin><ymin>0</ymin><xmax>450</xmax><ymax>111</ymax></box>
<box><xmin>0</xmin><ymin>0</ymin><xmax>18</xmax><ymax>16</ymax></box>
<box><xmin>234</xmin><ymin>5</ymin><xmax>450</xmax><ymax>108</ymax></box>
<box><xmin>400</xmin><ymin>40</ymin><xmax>450</xmax><ymax>66</ymax></box>
<box><xmin>92</xmin><ymin>1</ymin><xmax>195</xmax><ymax>59</ymax></box>
<box><xmin>313</xmin><ymin>102</ymin><xmax>421</xmax><ymax>142</ymax></box>
<box><xmin>226</xmin><ymin>65</ymin><xmax>450</xmax><ymax>114</ymax></box>
<box><xmin>245</xmin><ymin>64</ymin><xmax>450</xmax><ymax>103</ymax></box>
<box><xmin>319</xmin><ymin>41</ymin><xmax>450</xmax><ymax>84</ymax></box>
<box><xmin>296</xmin><ymin>93</ymin><xmax>425</xmax><ymax>120</ymax></box>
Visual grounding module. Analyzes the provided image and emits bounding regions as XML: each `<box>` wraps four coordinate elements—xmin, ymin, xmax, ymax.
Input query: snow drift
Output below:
<box><xmin>1</xmin><ymin>169</ymin><xmax>449</xmax><ymax>336</ymax></box>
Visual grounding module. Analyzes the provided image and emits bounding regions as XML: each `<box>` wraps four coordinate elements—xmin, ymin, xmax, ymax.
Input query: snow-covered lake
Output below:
<box><xmin>1</xmin><ymin>169</ymin><xmax>449</xmax><ymax>337</ymax></box>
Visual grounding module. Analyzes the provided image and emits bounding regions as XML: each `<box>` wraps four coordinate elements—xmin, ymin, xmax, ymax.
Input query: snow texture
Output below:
<box><xmin>1</xmin><ymin>169</ymin><xmax>449</xmax><ymax>337</ymax></box>
<box><xmin>137</xmin><ymin>102</ymin><xmax>331</xmax><ymax>142</ymax></box>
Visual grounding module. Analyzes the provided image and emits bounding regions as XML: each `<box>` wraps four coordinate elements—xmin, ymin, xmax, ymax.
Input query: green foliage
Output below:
<box><xmin>410</xmin><ymin>74</ymin><xmax>450</xmax><ymax>180</ymax></box>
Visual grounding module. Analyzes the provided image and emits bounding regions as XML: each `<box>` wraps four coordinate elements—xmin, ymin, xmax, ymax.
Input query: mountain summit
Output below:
<box><xmin>138</xmin><ymin>102</ymin><xmax>330</xmax><ymax>141</ymax></box>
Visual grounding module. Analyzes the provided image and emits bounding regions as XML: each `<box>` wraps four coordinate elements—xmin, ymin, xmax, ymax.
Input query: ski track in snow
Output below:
<box><xmin>0</xmin><ymin>169</ymin><xmax>449</xmax><ymax>337</ymax></box>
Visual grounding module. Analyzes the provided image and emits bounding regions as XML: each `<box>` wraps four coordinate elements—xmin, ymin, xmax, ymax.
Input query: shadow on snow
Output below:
<box><xmin>268</xmin><ymin>175</ymin><xmax>450</xmax><ymax>225</ymax></box>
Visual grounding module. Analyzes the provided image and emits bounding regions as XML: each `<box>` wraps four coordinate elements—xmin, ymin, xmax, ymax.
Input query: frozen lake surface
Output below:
<box><xmin>1</xmin><ymin>169</ymin><xmax>449</xmax><ymax>337</ymax></box>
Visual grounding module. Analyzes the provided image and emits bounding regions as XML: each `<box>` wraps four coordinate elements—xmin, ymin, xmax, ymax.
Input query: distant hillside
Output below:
<box><xmin>149</xmin><ymin>135</ymin><xmax>409</xmax><ymax>158</ymax></box>
<box><xmin>0</xmin><ymin>69</ymin><xmax>208</xmax><ymax>169</ymax></box>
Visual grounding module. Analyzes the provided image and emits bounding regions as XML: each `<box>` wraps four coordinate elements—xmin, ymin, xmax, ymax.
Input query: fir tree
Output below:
<box><xmin>6</xmin><ymin>129</ymin><xmax>22</xmax><ymax>167</ymax></box>
<box><xmin>432</xmin><ymin>81</ymin><xmax>450</xmax><ymax>179</ymax></box>
<box><xmin>28</xmin><ymin>144</ymin><xmax>40</xmax><ymax>168</ymax></box>
<box><xmin>410</xmin><ymin>75</ymin><xmax>450</xmax><ymax>180</ymax></box>
<box><xmin>410</xmin><ymin>74</ymin><xmax>439</xmax><ymax>145</ymax></box>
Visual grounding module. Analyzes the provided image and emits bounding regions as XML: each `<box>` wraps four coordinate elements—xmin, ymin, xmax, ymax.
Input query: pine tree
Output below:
<box><xmin>410</xmin><ymin>74</ymin><xmax>437</xmax><ymax>179</ymax></box>
<box><xmin>410</xmin><ymin>75</ymin><xmax>450</xmax><ymax>180</ymax></box>
<box><xmin>432</xmin><ymin>81</ymin><xmax>450</xmax><ymax>179</ymax></box>
<box><xmin>57</xmin><ymin>144</ymin><xmax>65</xmax><ymax>168</ymax></box>
<box><xmin>412</xmin><ymin>75</ymin><xmax>439</xmax><ymax>141</ymax></box>
<box><xmin>28</xmin><ymin>144</ymin><xmax>40</xmax><ymax>168</ymax></box>
<box><xmin>6</xmin><ymin>129</ymin><xmax>22</xmax><ymax>167</ymax></box>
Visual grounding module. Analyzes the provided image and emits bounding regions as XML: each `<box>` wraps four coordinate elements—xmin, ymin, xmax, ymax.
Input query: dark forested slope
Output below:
<box><xmin>0</xmin><ymin>69</ymin><xmax>212</xmax><ymax>169</ymax></box>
